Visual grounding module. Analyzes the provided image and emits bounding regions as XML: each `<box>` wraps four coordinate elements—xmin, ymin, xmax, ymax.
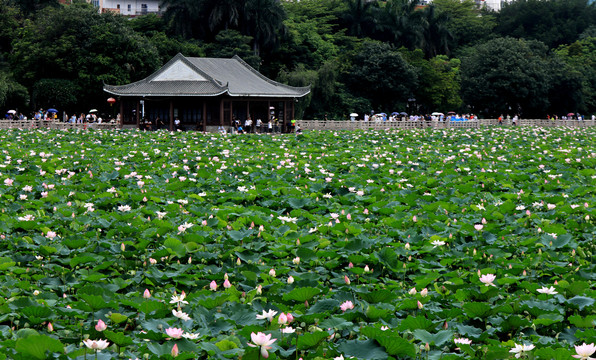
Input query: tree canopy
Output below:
<box><xmin>1</xmin><ymin>0</ymin><xmax>595</xmax><ymax>118</ymax></box>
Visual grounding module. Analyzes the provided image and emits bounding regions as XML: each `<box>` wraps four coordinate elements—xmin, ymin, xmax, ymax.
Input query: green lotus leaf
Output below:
<box><xmin>15</xmin><ymin>335</ymin><xmax>64</xmax><ymax>359</ymax></box>
<box><xmin>336</xmin><ymin>339</ymin><xmax>388</xmax><ymax>360</ymax></box>
<box><xmin>297</xmin><ymin>331</ymin><xmax>330</xmax><ymax>350</ymax></box>
<box><xmin>412</xmin><ymin>329</ymin><xmax>454</xmax><ymax>347</ymax></box>
<box><xmin>283</xmin><ymin>287</ymin><xmax>321</xmax><ymax>302</ymax></box>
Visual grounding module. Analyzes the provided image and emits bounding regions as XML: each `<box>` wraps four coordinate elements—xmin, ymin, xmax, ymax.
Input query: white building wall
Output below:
<box><xmin>96</xmin><ymin>0</ymin><xmax>162</xmax><ymax>16</ymax></box>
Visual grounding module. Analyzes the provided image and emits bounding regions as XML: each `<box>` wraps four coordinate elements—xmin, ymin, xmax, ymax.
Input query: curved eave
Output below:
<box><xmin>227</xmin><ymin>85</ymin><xmax>311</xmax><ymax>98</ymax></box>
<box><xmin>103</xmin><ymin>88</ymin><xmax>229</xmax><ymax>97</ymax></box>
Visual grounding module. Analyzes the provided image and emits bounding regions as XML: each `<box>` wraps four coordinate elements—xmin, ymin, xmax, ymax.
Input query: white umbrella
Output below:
<box><xmin>350</xmin><ymin>113</ymin><xmax>358</xmax><ymax>117</ymax></box>
<box><xmin>89</xmin><ymin>109</ymin><xmax>98</xmax><ymax>113</ymax></box>
<box><xmin>7</xmin><ymin>110</ymin><xmax>16</xmax><ymax>114</ymax></box>
<box><xmin>432</xmin><ymin>112</ymin><xmax>444</xmax><ymax>116</ymax></box>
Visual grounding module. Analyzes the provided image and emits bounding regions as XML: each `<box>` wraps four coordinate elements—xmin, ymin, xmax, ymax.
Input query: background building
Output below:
<box><xmin>88</xmin><ymin>0</ymin><xmax>163</xmax><ymax>16</ymax></box>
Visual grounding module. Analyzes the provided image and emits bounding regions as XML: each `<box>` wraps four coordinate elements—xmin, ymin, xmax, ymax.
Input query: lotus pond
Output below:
<box><xmin>0</xmin><ymin>127</ymin><xmax>595</xmax><ymax>360</ymax></box>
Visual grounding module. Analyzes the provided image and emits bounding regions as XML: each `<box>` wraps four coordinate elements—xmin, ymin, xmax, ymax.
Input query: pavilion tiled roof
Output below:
<box><xmin>104</xmin><ymin>54</ymin><xmax>310</xmax><ymax>98</ymax></box>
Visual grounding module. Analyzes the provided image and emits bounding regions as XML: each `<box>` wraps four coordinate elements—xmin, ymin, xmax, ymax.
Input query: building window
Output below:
<box><xmin>117</xmin><ymin>4</ymin><xmax>120</xmax><ymax>9</ymax></box>
<box><xmin>127</xmin><ymin>4</ymin><xmax>131</xmax><ymax>12</ymax></box>
<box><xmin>141</xmin><ymin>3</ymin><xmax>147</xmax><ymax>14</ymax></box>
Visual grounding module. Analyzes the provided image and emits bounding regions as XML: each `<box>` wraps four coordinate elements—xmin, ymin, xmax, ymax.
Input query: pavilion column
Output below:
<box><xmin>283</xmin><ymin>101</ymin><xmax>288</xmax><ymax>133</ymax></box>
<box><xmin>169</xmin><ymin>100</ymin><xmax>174</xmax><ymax>131</ymax></box>
<box><xmin>119</xmin><ymin>99</ymin><xmax>124</xmax><ymax>128</ymax></box>
<box><xmin>136</xmin><ymin>101</ymin><xmax>140</xmax><ymax>129</ymax></box>
<box><xmin>246</xmin><ymin>101</ymin><xmax>251</xmax><ymax>133</ymax></box>
<box><xmin>291</xmin><ymin>100</ymin><xmax>295</xmax><ymax>121</ymax></box>
<box><xmin>203</xmin><ymin>101</ymin><xmax>207</xmax><ymax>133</ymax></box>
<box><xmin>230</xmin><ymin>101</ymin><xmax>234</xmax><ymax>127</ymax></box>
<box><xmin>219</xmin><ymin>99</ymin><xmax>224</xmax><ymax>126</ymax></box>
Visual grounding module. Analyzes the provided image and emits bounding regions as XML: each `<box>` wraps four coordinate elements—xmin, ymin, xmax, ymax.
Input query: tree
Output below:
<box><xmin>345</xmin><ymin>41</ymin><xmax>418</xmax><ymax>113</ymax></box>
<box><xmin>242</xmin><ymin>0</ymin><xmax>287</xmax><ymax>56</ymax></box>
<box><xmin>495</xmin><ymin>0</ymin><xmax>596</xmax><ymax>49</ymax></box>
<box><xmin>339</xmin><ymin>0</ymin><xmax>379</xmax><ymax>38</ymax></box>
<box><xmin>204</xmin><ymin>30</ymin><xmax>261</xmax><ymax>69</ymax></box>
<box><xmin>432</xmin><ymin>0</ymin><xmax>495</xmax><ymax>53</ymax></box>
<box><xmin>460</xmin><ymin>37</ymin><xmax>553</xmax><ymax>117</ymax></box>
<box><xmin>401</xmin><ymin>49</ymin><xmax>462</xmax><ymax>112</ymax></box>
<box><xmin>554</xmin><ymin>37</ymin><xmax>596</xmax><ymax>114</ymax></box>
<box><xmin>6</xmin><ymin>0</ymin><xmax>59</xmax><ymax>17</ymax></box>
<box><xmin>10</xmin><ymin>4</ymin><xmax>161</xmax><ymax>113</ymax></box>
<box><xmin>160</xmin><ymin>0</ymin><xmax>203</xmax><ymax>39</ymax></box>
<box><xmin>419</xmin><ymin>4</ymin><xmax>453</xmax><ymax>58</ymax></box>
<box><xmin>378</xmin><ymin>0</ymin><xmax>424</xmax><ymax>49</ymax></box>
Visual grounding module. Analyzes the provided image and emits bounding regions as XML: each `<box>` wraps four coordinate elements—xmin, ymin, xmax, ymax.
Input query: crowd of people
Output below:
<box><xmin>2</xmin><ymin>109</ymin><xmax>117</xmax><ymax>124</ymax></box>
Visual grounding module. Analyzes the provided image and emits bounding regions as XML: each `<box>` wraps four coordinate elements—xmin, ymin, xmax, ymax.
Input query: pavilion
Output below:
<box><xmin>103</xmin><ymin>53</ymin><xmax>310</xmax><ymax>131</ymax></box>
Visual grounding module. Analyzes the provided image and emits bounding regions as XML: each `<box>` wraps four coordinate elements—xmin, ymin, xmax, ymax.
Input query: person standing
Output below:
<box><xmin>245</xmin><ymin>117</ymin><xmax>252</xmax><ymax>133</ymax></box>
<box><xmin>256</xmin><ymin>118</ymin><xmax>262</xmax><ymax>133</ymax></box>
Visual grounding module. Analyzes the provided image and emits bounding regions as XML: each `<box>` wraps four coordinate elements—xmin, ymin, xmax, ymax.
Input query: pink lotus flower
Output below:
<box><xmin>417</xmin><ymin>300</ymin><xmax>424</xmax><ymax>309</ymax></box>
<box><xmin>171</xmin><ymin>343</ymin><xmax>179</xmax><ymax>357</ymax></box>
<box><xmin>256</xmin><ymin>309</ymin><xmax>278</xmax><ymax>322</ymax></box>
<box><xmin>474</xmin><ymin>224</ymin><xmax>483</xmax><ymax>231</ymax></box>
<box><xmin>210</xmin><ymin>280</ymin><xmax>218</xmax><ymax>291</ymax></box>
<box><xmin>573</xmin><ymin>343</ymin><xmax>596</xmax><ymax>360</ymax></box>
<box><xmin>46</xmin><ymin>231</ymin><xmax>57</xmax><ymax>239</ymax></box>
<box><xmin>340</xmin><ymin>300</ymin><xmax>354</xmax><ymax>312</ymax></box>
<box><xmin>344</xmin><ymin>275</ymin><xmax>350</xmax><ymax>285</ymax></box>
<box><xmin>3</xmin><ymin>178</ymin><xmax>13</xmax><ymax>186</ymax></box>
<box><xmin>248</xmin><ymin>332</ymin><xmax>277</xmax><ymax>358</ymax></box>
<box><xmin>278</xmin><ymin>313</ymin><xmax>288</xmax><ymax>325</ymax></box>
<box><xmin>479</xmin><ymin>274</ymin><xmax>496</xmax><ymax>286</ymax></box>
<box><xmin>95</xmin><ymin>319</ymin><xmax>107</xmax><ymax>332</ymax></box>
<box><xmin>413</xmin><ymin>215</ymin><xmax>417</xmax><ymax>222</ymax></box>
<box><xmin>83</xmin><ymin>339</ymin><xmax>110</xmax><ymax>351</ymax></box>
<box><xmin>143</xmin><ymin>289</ymin><xmax>151</xmax><ymax>299</ymax></box>
<box><xmin>165</xmin><ymin>327</ymin><xmax>184</xmax><ymax>339</ymax></box>
<box><xmin>536</xmin><ymin>286</ymin><xmax>558</xmax><ymax>295</ymax></box>
<box><xmin>286</xmin><ymin>313</ymin><xmax>294</xmax><ymax>323</ymax></box>
<box><xmin>47</xmin><ymin>322</ymin><xmax>53</xmax><ymax>332</ymax></box>
<box><xmin>223</xmin><ymin>279</ymin><xmax>231</xmax><ymax>289</ymax></box>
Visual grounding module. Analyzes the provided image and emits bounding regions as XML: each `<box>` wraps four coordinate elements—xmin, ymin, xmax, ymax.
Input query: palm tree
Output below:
<box><xmin>160</xmin><ymin>0</ymin><xmax>202</xmax><ymax>39</ymax></box>
<box><xmin>341</xmin><ymin>0</ymin><xmax>378</xmax><ymax>38</ymax></box>
<box><xmin>242</xmin><ymin>0</ymin><xmax>286</xmax><ymax>56</ymax></box>
<box><xmin>419</xmin><ymin>4</ymin><xmax>453</xmax><ymax>58</ymax></box>
<box><xmin>204</xmin><ymin>0</ymin><xmax>243</xmax><ymax>33</ymax></box>
<box><xmin>380</xmin><ymin>0</ymin><xmax>424</xmax><ymax>49</ymax></box>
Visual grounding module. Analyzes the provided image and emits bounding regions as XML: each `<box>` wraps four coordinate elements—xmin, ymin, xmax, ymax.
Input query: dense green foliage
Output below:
<box><xmin>0</xmin><ymin>128</ymin><xmax>595</xmax><ymax>359</ymax></box>
<box><xmin>1</xmin><ymin>0</ymin><xmax>596</xmax><ymax>118</ymax></box>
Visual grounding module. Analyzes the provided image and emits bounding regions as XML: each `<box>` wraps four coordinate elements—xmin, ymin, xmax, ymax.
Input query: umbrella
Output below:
<box><xmin>391</xmin><ymin>112</ymin><xmax>399</xmax><ymax>116</ymax></box>
<box><xmin>432</xmin><ymin>112</ymin><xmax>444</xmax><ymax>116</ymax></box>
<box><xmin>350</xmin><ymin>113</ymin><xmax>358</xmax><ymax>117</ymax></box>
<box><xmin>7</xmin><ymin>110</ymin><xmax>16</xmax><ymax>114</ymax></box>
<box><xmin>89</xmin><ymin>109</ymin><xmax>98</xmax><ymax>113</ymax></box>
<box><xmin>400</xmin><ymin>112</ymin><xmax>408</xmax><ymax>116</ymax></box>
<box><xmin>47</xmin><ymin>108</ymin><xmax>58</xmax><ymax>113</ymax></box>
<box><xmin>567</xmin><ymin>113</ymin><xmax>574</xmax><ymax>116</ymax></box>
<box><xmin>379</xmin><ymin>113</ymin><xmax>387</xmax><ymax>116</ymax></box>
<box><xmin>447</xmin><ymin>111</ymin><xmax>456</xmax><ymax>115</ymax></box>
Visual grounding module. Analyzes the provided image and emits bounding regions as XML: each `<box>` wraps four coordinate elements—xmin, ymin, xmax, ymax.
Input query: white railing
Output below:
<box><xmin>295</xmin><ymin>119</ymin><xmax>596</xmax><ymax>131</ymax></box>
<box><xmin>0</xmin><ymin>120</ymin><xmax>121</xmax><ymax>130</ymax></box>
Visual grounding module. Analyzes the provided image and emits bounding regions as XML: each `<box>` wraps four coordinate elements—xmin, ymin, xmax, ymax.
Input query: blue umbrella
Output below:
<box><xmin>47</xmin><ymin>108</ymin><xmax>58</xmax><ymax>113</ymax></box>
<box><xmin>391</xmin><ymin>112</ymin><xmax>399</xmax><ymax>116</ymax></box>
